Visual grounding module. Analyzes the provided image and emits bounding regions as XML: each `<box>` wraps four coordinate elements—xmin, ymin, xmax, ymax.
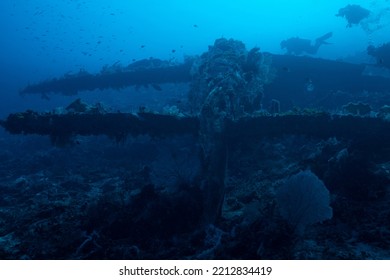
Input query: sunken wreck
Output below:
<box><xmin>2</xmin><ymin>38</ymin><xmax>390</xmax><ymax>259</ymax></box>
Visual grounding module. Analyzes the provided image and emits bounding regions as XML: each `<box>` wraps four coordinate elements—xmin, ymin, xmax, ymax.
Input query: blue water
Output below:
<box><xmin>0</xmin><ymin>0</ymin><xmax>389</xmax><ymax>116</ymax></box>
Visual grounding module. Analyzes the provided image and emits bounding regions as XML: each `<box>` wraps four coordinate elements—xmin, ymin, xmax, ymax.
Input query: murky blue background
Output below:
<box><xmin>1</xmin><ymin>0</ymin><xmax>389</xmax><ymax>116</ymax></box>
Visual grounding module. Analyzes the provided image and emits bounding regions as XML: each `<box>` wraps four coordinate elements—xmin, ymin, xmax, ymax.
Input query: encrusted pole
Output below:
<box><xmin>190</xmin><ymin>38</ymin><xmax>273</xmax><ymax>224</ymax></box>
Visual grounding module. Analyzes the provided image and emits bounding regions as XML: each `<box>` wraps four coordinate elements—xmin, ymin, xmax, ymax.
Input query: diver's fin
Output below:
<box><xmin>315</xmin><ymin>32</ymin><xmax>333</xmax><ymax>45</ymax></box>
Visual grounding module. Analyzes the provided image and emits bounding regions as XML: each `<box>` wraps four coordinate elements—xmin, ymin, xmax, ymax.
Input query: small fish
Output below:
<box><xmin>193</xmin><ymin>24</ymin><xmax>198</xmax><ymax>28</ymax></box>
<box><xmin>140</xmin><ymin>45</ymin><xmax>145</xmax><ymax>48</ymax></box>
<box><xmin>171</xmin><ymin>49</ymin><xmax>176</xmax><ymax>53</ymax></box>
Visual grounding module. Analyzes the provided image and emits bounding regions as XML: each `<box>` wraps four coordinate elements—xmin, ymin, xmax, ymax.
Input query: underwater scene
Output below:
<box><xmin>1</xmin><ymin>0</ymin><xmax>390</xmax><ymax>259</ymax></box>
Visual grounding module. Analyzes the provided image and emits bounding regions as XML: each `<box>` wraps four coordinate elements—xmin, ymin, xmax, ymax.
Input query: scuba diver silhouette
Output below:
<box><xmin>281</xmin><ymin>32</ymin><xmax>333</xmax><ymax>55</ymax></box>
